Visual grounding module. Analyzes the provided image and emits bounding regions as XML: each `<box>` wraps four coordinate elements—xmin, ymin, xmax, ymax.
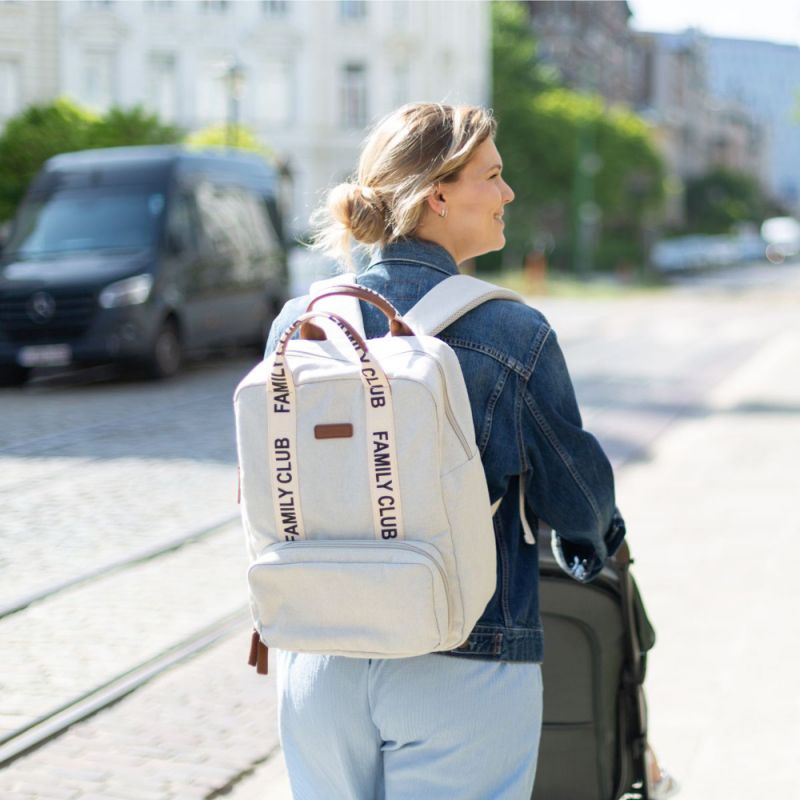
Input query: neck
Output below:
<box><xmin>414</xmin><ymin>220</ymin><xmax>463</xmax><ymax>265</ymax></box>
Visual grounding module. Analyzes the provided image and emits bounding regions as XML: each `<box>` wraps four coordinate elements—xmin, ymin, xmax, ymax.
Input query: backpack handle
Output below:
<box><xmin>306</xmin><ymin>284</ymin><xmax>414</xmax><ymax>337</ymax></box>
<box><xmin>277</xmin><ymin>309</ymin><xmax>371</xmax><ymax>355</ymax></box>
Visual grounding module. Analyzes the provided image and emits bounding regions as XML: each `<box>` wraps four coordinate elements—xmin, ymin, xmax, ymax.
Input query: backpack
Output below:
<box><xmin>234</xmin><ymin>275</ymin><xmax>524</xmax><ymax>672</ymax></box>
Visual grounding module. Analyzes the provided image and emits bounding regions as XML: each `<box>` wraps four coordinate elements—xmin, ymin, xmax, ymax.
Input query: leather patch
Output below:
<box><xmin>314</xmin><ymin>423</ymin><xmax>353</xmax><ymax>440</ymax></box>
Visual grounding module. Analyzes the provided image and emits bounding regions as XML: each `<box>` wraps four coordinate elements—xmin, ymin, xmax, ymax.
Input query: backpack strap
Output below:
<box><xmin>402</xmin><ymin>274</ymin><xmax>523</xmax><ymax>337</ymax></box>
<box><xmin>407</xmin><ymin>275</ymin><xmax>536</xmax><ymax>543</ymax></box>
<box><xmin>308</xmin><ymin>274</ymin><xmax>367</xmax><ymax>338</ymax></box>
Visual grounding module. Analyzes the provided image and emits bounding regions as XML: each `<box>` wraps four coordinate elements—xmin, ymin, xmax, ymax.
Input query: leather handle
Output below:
<box><xmin>307</xmin><ymin>285</ymin><xmax>414</xmax><ymax>337</ymax></box>
<box><xmin>277</xmin><ymin>310</ymin><xmax>370</xmax><ymax>353</ymax></box>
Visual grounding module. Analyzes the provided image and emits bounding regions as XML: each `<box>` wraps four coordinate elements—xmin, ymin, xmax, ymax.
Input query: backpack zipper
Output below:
<box><xmin>263</xmin><ymin>539</ymin><xmax>452</xmax><ymax>625</ymax></box>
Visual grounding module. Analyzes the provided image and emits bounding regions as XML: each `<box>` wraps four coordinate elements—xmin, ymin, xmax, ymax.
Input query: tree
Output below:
<box><xmin>0</xmin><ymin>99</ymin><xmax>95</xmax><ymax>221</ymax></box>
<box><xmin>88</xmin><ymin>105</ymin><xmax>182</xmax><ymax>149</ymax></box>
<box><xmin>489</xmin><ymin>1</ymin><xmax>665</xmax><ymax>272</ymax></box>
<box><xmin>685</xmin><ymin>167</ymin><xmax>782</xmax><ymax>233</ymax></box>
<box><xmin>184</xmin><ymin>124</ymin><xmax>273</xmax><ymax>159</ymax></box>
<box><xmin>0</xmin><ymin>100</ymin><xmax>182</xmax><ymax>222</ymax></box>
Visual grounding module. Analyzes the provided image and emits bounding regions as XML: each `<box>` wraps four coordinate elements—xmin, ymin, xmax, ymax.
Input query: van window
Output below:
<box><xmin>6</xmin><ymin>186</ymin><xmax>166</xmax><ymax>258</ymax></box>
<box><xmin>193</xmin><ymin>180</ymin><xmax>279</xmax><ymax>279</ymax></box>
<box><xmin>165</xmin><ymin>191</ymin><xmax>199</xmax><ymax>253</ymax></box>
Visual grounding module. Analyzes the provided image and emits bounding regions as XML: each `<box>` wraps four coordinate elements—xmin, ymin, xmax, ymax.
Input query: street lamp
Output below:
<box><xmin>223</xmin><ymin>58</ymin><xmax>246</xmax><ymax>149</ymax></box>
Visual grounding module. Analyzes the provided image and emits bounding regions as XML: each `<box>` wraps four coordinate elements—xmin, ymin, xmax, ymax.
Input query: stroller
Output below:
<box><xmin>533</xmin><ymin>534</ymin><xmax>657</xmax><ymax>800</ymax></box>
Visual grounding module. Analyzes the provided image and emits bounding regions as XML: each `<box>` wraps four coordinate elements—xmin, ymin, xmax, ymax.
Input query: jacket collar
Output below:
<box><xmin>368</xmin><ymin>238</ymin><xmax>459</xmax><ymax>277</ymax></box>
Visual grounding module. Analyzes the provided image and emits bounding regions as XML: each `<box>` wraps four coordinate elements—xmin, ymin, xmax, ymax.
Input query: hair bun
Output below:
<box><xmin>327</xmin><ymin>183</ymin><xmax>387</xmax><ymax>245</ymax></box>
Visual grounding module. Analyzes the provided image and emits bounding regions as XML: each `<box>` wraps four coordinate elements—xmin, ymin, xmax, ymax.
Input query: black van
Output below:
<box><xmin>0</xmin><ymin>145</ymin><xmax>288</xmax><ymax>384</ymax></box>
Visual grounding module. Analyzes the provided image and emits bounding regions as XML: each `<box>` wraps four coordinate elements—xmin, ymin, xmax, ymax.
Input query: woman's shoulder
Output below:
<box><xmin>442</xmin><ymin>295</ymin><xmax>552</xmax><ymax>367</ymax></box>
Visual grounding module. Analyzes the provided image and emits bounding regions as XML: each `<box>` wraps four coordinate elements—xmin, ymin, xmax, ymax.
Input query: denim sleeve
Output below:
<box><xmin>521</xmin><ymin>327</ymin><xmax>625</xmax><ymax>582</ymax></box>
<box><xmin>264</xmin><ymin>296</ymin><xmax>310</xmax><ymax>358</ymax></box>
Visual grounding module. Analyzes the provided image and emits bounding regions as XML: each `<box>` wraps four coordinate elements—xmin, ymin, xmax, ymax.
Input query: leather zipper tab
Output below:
<box><xmin>256</xmin><ymin>641</ymin><xmax>269</xmax><ymax>675</ymax></box>
<box><xmin>248</xmin><ymin>628</ymin><xmax>269</xmax><ymax>675</ymax></box>
<box><xmin>248</xmin><ymin>628</ymin><xmax>259</xmax><ymax>667</ymax></box>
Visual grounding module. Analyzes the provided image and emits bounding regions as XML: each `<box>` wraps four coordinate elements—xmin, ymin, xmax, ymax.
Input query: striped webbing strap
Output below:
<box><xmin>267</xmin><ymin>310</ymin><xmax>404</xmax><ymax>542</ymax></box>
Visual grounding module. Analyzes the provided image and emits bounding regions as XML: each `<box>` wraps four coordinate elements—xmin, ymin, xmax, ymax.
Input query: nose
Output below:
<box><xmin>501</xmin><ymin>178</ymin><xmax>514</xmax><ymax>204</ymax></box>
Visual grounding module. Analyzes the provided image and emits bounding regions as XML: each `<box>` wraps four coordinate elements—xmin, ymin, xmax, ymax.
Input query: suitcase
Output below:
<box><xmin>534</xmin><ymin>533</ymin><xmax>656</xmax><ymax>800</ymax></box>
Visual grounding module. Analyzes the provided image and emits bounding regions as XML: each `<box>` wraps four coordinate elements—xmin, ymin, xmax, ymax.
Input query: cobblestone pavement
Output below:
<box><xmin>0</xmin><ymin>525</ymin><xmax>246</xmax><ymax>738</ymax></box>
<box><xmin>1</xmin><ymin>261</ymin><xmax>798</xmax><ymax>798</ymax></box>
<box><xmin>0</xmin><ymin>358</ymin><xmax>252</xmax><ymax>608</ymax></box>
<box><xmin>1</xmin><ymin>631</ymin><xmax>287</xmax><ymax>800</ymax></box>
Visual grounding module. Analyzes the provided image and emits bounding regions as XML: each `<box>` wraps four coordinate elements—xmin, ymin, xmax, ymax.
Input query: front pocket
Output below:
<box><xmin>248</xmin><ymin>539</ymin><xmax>450</xmax><ymax>657</ymax></box>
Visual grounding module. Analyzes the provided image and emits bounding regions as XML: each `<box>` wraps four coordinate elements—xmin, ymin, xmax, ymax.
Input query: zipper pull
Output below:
<box><xmin>248</xmin><ymin>628</ymin><xmax>269</xmax><ymax>675</ymax></box>
<box><xmin>248</xmin><ymin>628</ymin><xmax>259</xmax><ymax>666</ymax></box>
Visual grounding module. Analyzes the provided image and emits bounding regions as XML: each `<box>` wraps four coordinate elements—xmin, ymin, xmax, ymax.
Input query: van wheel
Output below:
<box><xmin>144</xmin><ymin>319</ymin><xmax>182</xmax><ymax>379</ymax></box>
<box><xmin>0</xmin><ymin>365</ymin><xmax>30</xmax><ymax>387</ymax></box>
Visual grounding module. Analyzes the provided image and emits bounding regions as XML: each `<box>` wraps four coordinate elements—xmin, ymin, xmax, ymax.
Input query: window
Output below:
<box><xmin>340</xmin><ymin>63</ymin><xmax>367</xmax><ymax>129</ymax></box>
<box><xmin>199</xmin><ymin>0</ymin><xmax>229</xmax><ymax>12</ymax></box>
<box><xmin>339</xmin><ymin>0</ymin><xmax>366</xmax><ymax>22</ymax></box>
<box><xmin>0</xmin><ymin>59</ymin><xmax>21</xmax><ymax>119</ymax></box>
<box><xmin>259</xmin><ymin>58</ymin><xmax>292</xmax><ymax>126</ymax></box>
<box><xmin>81</xmin><ymin>50</ymin><xmax>116</xmax><ymax>111</ymax></box>
<box><xmin>197</xmin><ymin>59</ymin><xmax>228</xmax><ymax>122</ymax></box>
<box><xmin>261</xmin><ymin>0</ymin><xmax>288</xmax><ymax>16</ymax></box>
<box><xmin>147</xmin><ymin>52</ymin><xmax>178</xmax><ymax>123</ymax></box>
<box><xmin>165</xmin><ymin>192</ymin><xmax>198</xmax><ymax>253</ymax></box>
<box><xmin>193</xmin><ymin>181</ymin><xmax>271</xmax><ymax>280</ymax></box>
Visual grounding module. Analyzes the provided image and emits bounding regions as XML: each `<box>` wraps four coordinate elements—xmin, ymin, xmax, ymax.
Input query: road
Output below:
<box><xmin>1</xmin><ymin>258</ymin><xmax>798</xmax><ymax>798</ymax></box>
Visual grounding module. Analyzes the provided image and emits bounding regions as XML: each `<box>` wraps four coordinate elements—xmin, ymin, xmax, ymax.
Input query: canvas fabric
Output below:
<box><xmin>234</xmin><ymin>276</ymin><xmax>523</xmax><ymax>658</ymax></box>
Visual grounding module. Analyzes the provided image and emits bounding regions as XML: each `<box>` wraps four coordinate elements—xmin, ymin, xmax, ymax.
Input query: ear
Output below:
<box><xmin>425</xmin><ymin>184</ymin><xmax>447</xmax><ymax>217</ymax></box>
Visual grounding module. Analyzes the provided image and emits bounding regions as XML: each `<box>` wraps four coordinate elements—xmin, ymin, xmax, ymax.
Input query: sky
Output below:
<box><xmin>627</xmin><ymin>0</ymin><xmax>800</xmax><ymax>47</ymax></box>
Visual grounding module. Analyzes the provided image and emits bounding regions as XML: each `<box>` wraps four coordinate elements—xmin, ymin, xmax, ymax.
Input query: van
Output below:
<box><xmin>0</xmin><ymin>145</ymin><xmax>288</xmax><ymax>384</ymax></box>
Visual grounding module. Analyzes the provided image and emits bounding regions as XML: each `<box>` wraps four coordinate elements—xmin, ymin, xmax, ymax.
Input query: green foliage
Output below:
<box><xmin>684</xmin><ymin>167</ymin><xmax>780</xmax><ymax>233</ymax></box>
<box><xmin>0</xmin><ymin>99</ymin><xmax>95</xmax><ymax>221</ymax></box>
<box><xmin>488</xmin><ymin>1</ymin><xmax>666</xmax><ymax>273</ymax></box>
<box><xmin>184</xmin><ymin>124</ymin><xmax>273</xmax><ymax>159</ymax></box>
<box><xmin>88</xmin><ymin>105</ymin><xmax>182</xmax><ymax>149</ymax></box>
<box><xmin>0</xmin><ymin>99</ymin><xmax>182</xmax><ymax>222</ymax></box>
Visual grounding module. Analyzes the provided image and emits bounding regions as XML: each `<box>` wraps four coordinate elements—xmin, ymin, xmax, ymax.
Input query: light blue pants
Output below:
<box><xmin>276</xmin><ymin>651</ymin><xmax>543</xmax><ymax>800</ymax></box>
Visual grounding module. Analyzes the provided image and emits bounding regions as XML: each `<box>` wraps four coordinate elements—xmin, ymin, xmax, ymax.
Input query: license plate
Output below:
<box><xmin>17</xmin><ymin>344</ymin><xmax>72</xmax><ymax>367</ymax></box>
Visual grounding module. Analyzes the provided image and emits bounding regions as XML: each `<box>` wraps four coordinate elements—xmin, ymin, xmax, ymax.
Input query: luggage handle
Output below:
<box><xmin>306</xmin><ymin>284</ymin><xmax>414</xmax><ymax>338</ymax></box>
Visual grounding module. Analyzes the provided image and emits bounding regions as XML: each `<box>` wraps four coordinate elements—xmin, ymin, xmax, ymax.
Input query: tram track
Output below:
<box><xmin>0</xmin><ymin>606</ymin><xmax>249</xmax><ymax>768</ymax></box>
<box><xmin>0</xmin><ymin>513</ymin><xmax>239</xmax><ymax>620</ymax></box>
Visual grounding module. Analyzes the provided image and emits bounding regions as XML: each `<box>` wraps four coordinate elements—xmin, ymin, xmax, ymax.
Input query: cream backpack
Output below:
<box><xmin>234</xmin><ymin>276</ymin><xmax>527</xmax><ymax>671</ymax></box>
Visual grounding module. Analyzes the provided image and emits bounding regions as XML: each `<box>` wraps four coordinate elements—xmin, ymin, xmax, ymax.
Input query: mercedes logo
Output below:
<box><xmin>27</xmin><ymin>291</ymin><xmax>56</xmax><ymax>323</ymax></box>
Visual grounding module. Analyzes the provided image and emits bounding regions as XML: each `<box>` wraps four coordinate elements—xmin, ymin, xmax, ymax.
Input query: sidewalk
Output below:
<box><xmin>615</xmin><ymin>328</ymin><xmax>800</xmax><ymax>797</ymax></box>
<box><xmin>241</xmin><ymin>322</ymin><xmax>800</xmax><ymax>797</ymax></box>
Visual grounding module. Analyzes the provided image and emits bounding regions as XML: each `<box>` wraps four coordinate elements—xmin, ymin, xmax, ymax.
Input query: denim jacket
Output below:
<box><xmin>266</xmin><ymin>238</ymin><xmax>625</xmax><ymax>662</ymax></box>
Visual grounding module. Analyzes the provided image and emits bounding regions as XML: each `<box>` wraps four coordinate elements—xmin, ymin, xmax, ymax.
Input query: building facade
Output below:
<box><xmin>0</xmin><ymin>0</ymin><xmax>60</xmax><ymax>126</ymax></box>
<box><xmin>526</xmin><ymin>0</ymin><xmax>637</xmax><ymax>106</ymax></box>
<box><xmin>703</xmin><ymin>35</ymin><xmax>800</xmax><ymax>212</ymax></box>
<box><xmin>0</xmin><ymin>0</ymin><xmax>489</xmax><ymax>233</ymax></box>
<box><xmin>633</xmin><ymin>30</ymin><xmax>769</xmax><ymax>223</ymax></box>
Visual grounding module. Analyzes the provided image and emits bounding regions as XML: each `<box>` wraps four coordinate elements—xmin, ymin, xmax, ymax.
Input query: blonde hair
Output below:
<box><xmin>312</xmin><ymin>103</ymin><xmax>497</xmax><ymax>267</ymax></box>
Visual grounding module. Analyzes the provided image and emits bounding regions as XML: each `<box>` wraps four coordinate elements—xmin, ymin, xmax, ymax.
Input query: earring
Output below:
<box><xmin>439</xmin><ymin>208</ymin><xmax>447</xmax><ymax>219</ymax></box>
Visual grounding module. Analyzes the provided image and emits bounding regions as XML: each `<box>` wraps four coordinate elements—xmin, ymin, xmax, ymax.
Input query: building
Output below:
<box><xmin>0</xmin><ymin>0</ymin><xmax>490</xmax><ymax>234</ymax></box>
<box><xmin>703</xmin><ymin>35</ymin><xmax>800</xmax><ymax>212</ymax></box>
<box><xmin>0</xmin><ymin>0</ymin><xmax>60</xmax><ymax>126</ymax></box>
<box><xmin>633</xmin><ymin>30</ymin><xmax>768</xmax><ymax>223</ymax></box>
<box><xmin>526</xmin><ymin>0</ymin><xmax>637</xmax><ymax>106</ymax></box>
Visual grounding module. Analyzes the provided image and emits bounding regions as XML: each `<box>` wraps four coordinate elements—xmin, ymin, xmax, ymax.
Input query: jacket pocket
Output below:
<box><xmin>248</xmin><ymin>539</ymin><xmax>450</xmax><ymax>658</ymax></box>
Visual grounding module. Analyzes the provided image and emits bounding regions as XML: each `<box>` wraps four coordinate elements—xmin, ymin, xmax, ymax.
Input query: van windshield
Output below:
<box><xmin>5</xmin><ymin>186</ymin><xmax>166</xmax><ymax>259</ymax></box>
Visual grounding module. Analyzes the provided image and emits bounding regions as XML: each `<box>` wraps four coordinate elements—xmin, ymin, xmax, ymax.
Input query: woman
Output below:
<box><xmin>265</xmin><ymin>103</ymin><xmax>624</xmax><ymax>799</ymax></box>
